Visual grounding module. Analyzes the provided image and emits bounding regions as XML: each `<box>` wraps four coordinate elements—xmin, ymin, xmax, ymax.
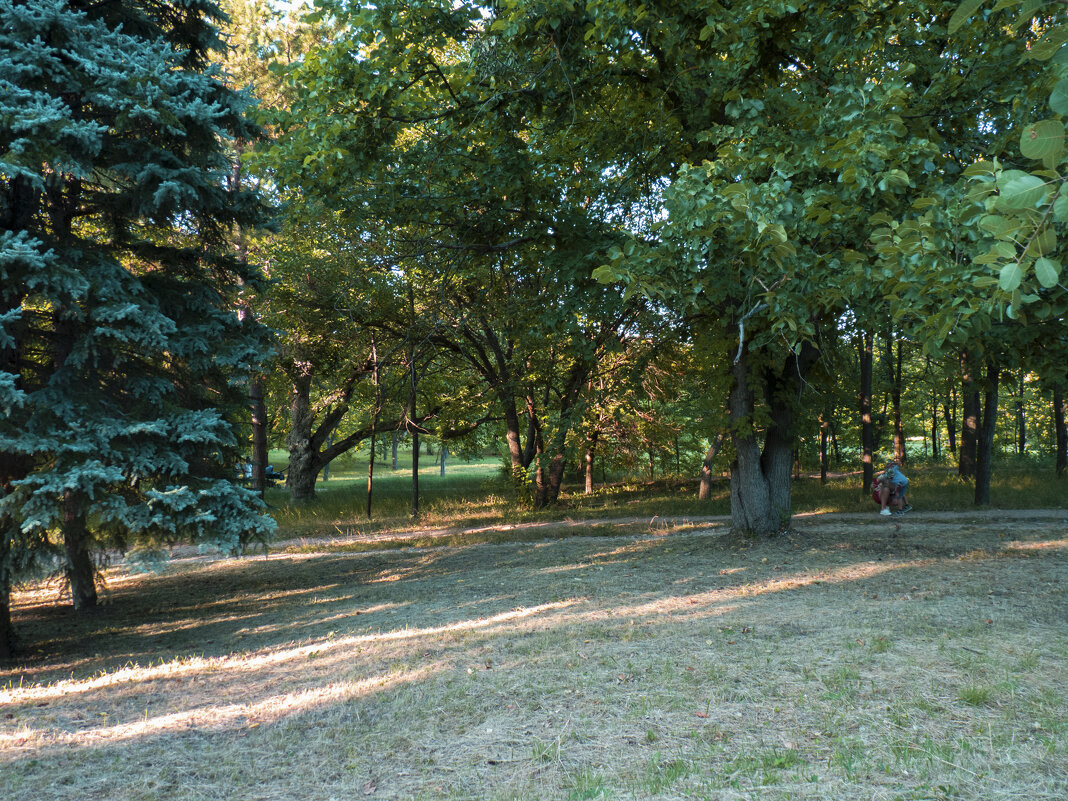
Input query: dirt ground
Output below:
<box><xmin>1</xmin><ymin>510</ymin><xmax>1066</xmax><ymax>800</ymax></box>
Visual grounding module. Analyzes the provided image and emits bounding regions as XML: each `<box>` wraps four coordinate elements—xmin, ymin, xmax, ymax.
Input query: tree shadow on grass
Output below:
<box><xmin>1</xmin><ymin>519</ymin><xmax>1065</xmax><ymax>800</ymax></box>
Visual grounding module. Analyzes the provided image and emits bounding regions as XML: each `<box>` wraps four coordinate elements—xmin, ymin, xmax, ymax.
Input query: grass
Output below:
<box><xmin>265</xmin><ymin>448</ymin><xmax>1068</xmax><ymax>551</ymax></box>
<box><xmin>2</xmin><ymin>513</ymin><xmax>1066</xmax><ymax>800</ymax></box>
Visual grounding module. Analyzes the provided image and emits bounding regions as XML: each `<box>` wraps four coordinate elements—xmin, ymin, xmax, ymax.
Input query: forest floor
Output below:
<box><xmin>1</xmin><ymin>510</ymin><xmax>1066</xmax><ymax>800</ymax></box>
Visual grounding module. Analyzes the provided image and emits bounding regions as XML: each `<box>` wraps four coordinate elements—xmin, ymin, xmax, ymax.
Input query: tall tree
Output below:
<box><xmin>0</xmin><ymin>0</ymin><xmax>274</xmax><ymax>653</ymax></box>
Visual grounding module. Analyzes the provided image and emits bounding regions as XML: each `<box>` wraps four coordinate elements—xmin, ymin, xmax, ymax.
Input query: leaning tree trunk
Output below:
<box><xmin>974</xmin><ymin>358</ymin><xmax>1000</xmax><ymax>506</ymax></box>
<box><xmin>698</xmin><ymin>432</ymin><xmax>726</xmax><ymax>500</ymax></box>
<box><xmin>63</xmin><ymin>490</ymin><xmax>97</xmax><ymax>611</ymax></box>
<box><xmin>858</xmin><ymin>332</ymin><xmax>875</xmax><ymax>489</ymax></box>
<box><xmin>959</xmin><ymin>350</ymin><xmax>979</xmax><ymax>479</ymax></box>
<box><xmin>1054</xmin><ymin>385</ymin><xmax>1067</xmax><ymax>476</ymax></box>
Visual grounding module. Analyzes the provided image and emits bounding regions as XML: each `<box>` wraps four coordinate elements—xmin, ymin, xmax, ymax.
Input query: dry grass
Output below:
<box><xmin>2</xmin><ymin>513</ymin><xmax>1066</xmax><ymax>800</ymax></box>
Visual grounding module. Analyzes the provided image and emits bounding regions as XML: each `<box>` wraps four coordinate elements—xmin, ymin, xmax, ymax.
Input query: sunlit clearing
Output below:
<box><xmin>0</xmin><ymin>601</ymin><xmax>577</xmax><ymax>704</ymax></box>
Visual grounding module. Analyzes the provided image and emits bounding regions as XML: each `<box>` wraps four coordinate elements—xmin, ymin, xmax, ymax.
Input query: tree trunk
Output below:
<box><xmin>858</xmin><ymin>332</ymin><xmax>875</xmax><ymax>489</ymax></box>
<box><xmin>944</xmin><ymin>387</ymin><xmax>957</xmax><ymax>456</ymax></box>
<box><xmin>584</xmin><ymin>431</ymin><xmax>598</xmax><ymax>494</ymax></box>
<box><xmin>392</xmin><ymin>431</ymin><xmax>399</xmax><ymax>470</ymax></box>
<box><xmin>409</xmin><ymin>355</ymin><xmax>420</xmax><ymax>519</ymax></box>
<box><xmin>727</xmin><ymin>347</ymin><xmax>799</xmax><ymax>536</ymax></box>
<box><xmin>1053</xmin><ymin>385</ymin><xmax>1066</xmax><ymax>476</ymax></box>
<box><xmin>930</xmin><ymin>392</ymin><xmax>940</xmax><ymax>462</ymax></box>
<box><xmin>885</xmin><ymin>334</ymin><xmax>906</xmax><ymax>463</ymax></box>
<box><xmin>0</xmin><ymin>579</ymin><xmax>11</xmax><ymax>661</ymax></box>
<box><xmin>974</xmin><ymin>357</ymin><xmax>1000</xmax><ymax>506</ymax></box>
<box><xmin>819</xmin><ymin>410</ymin><xmax>830</xmax><ymax>484</ymax></box>
<box><xmin>440</xmin><ymin>444</ymin><xmax>447</xmax><ymax>476</ymax></box>
<box><xmin>63</xmin><ymin>491</ymin><xmax>97</xmax><ymax>610</ymax></box>
<box><xmin>285</xmin><ymin>372</ymin><xmax>318</xmax><ymax>501</ymax></box>
<box><xmin>1016</xmin><ymin>371</ymin><xmax>1026</xmax><ymax>456</ymax></box>
<box><xmin>959</xmin><ymin>351</ymin><xmax>979</xmax><ymax>479</ymax></box>
<box><xmin>249</xmin><ymin>375</ymin><xmax>267</xmax><ymax>495</ymax></box>
<box><xmin>366</xmin><ymin>431</ymin><xmax>376</xmax><ymax>519</ymax></box>
<box><xmin>698</xmin><ymin>432</ymin><xmax>725</xmax><ymax>500</ymax></box>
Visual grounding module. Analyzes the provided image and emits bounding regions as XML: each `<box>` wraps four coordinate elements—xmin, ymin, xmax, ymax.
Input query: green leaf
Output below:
<box><xmin>949</xmin><ymin>0</ymin><xmax>985</xmax><ymax>34</ymax></box>
<box><xmin>1053</xmin><ymin>191</ymin><xmax>1068</xmax><ymax>221</ymax></box>
<box><xmin>999</xmin><ymin>260</ymin><xmax>1023</xmax><ymax>291</ymax></box>
<box><xmin>963</xmin><ymin>160</ymin><xmax>997</xmax><ymax>178</ymax></box>
<box><xmin>1020</xmin><ymin>120</ymin><xmax>1064</xmax><ymax>167</ymax></box>
<box><xmin>1034</xmin><ymin>257</ymin><xmax>1062</xmax><ymax>288</ymax></box>
<box><xmin>996</xmin><ymin>172</ymin><xmax>1050</xmax><ymax>209</ymax></box>
<box><xmin>978</xmin><ymin>214</ymin><xmax>1017</xmax><ymax>239</ymax></box>
<box><xmin>1028</xmin><ymin>24</ymin><xmax>1068</xmax><ymax>60</ymax></box>
<box><xmin>1050</xmin><ymin>79</ymin><xmax>1068</xmax><ymax>116</ymax></box>
<box><xmin>592</xmin><ymin>265</ymin><xmax>618</xmax><ymax>284</ymax></box>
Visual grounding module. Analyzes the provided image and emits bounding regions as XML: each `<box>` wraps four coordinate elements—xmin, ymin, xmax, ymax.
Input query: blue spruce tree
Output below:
<box><xmin>0</xmin><ymin>0</ymin><xmax>275</xmax><ymax>657</ymax></box>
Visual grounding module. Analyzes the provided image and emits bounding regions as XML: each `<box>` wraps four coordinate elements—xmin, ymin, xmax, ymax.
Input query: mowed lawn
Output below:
<box><xmin>2</xmin><ymin>513</ymin><xmax>1066</xmax><ymax>800</ymax></box>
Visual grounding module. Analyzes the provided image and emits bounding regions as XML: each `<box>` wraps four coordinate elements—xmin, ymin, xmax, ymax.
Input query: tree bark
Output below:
<box><xmin>727</xmin><ymin>345</ymin><xmax>810</xmax><ymax>536</ymax></box>
<box><xmin>944</xmin><ymin>387</ymin><xmax>957</xmax><ymax>456</ymax></box>
<box><xmin>392</xmin><ymin>431</ymin><xmax>399</xmax><ymax>470</ymax></box>
<box><xmin>584</xmin><ymin>431</ymin><xmax>598</xmax><ymax>494</ymax></box>
<box><xmin>366</xmin><ymin>432</ymin><xmax>376</xmax><ymax>519</ymax></box>
<box><xmin>1016</xmin><ymin>371</ymin><xmax>1026</xmax><ymax>456</ymax></box>
<box><xmin>857</xmin><ymin>332</ymin><xmax>875</xmax><ymax>489</ymax></box>
<box><xmin>959</xmin><ymin>350</ymin><xmax>979</xmax><ymax>479</ymax></box>
<box><xmin>249</xmin><ymin>375</ymin><xmax>267</xmax><ymax>495</ymax></box>
<box><xmin>285</xmin><ymin>371</ymin><xmax>319</xmax><ymax>501</ymax></box>
<box><xmin>63</xmin><ymin>491</ymin><xmax>97</xmax><ymax>611</ymax></box>
<box><xmin>884</xmin><ymin>333</ymin><xmax>906</xmax><ymax>463</ymax></box>
<box><xmin>1053</xmin><ymin>385</ymin><xmax>1066</xmax><ymax>476</ymax></box>
<box><xmin>819</xmin><ymin>408</ymin><xmax>830</xmax><ymax>484</ymax></box>
<box><xmin>0</xmin><ymin>580</ymin><xmax>11</xmax><ymax>661</ymax></box>
<box><xmin>698</xmin><ymin>432</ymin><xmax>725</xmax><ymax>500</ymax></box>
<box><xmin>409</xmin><ymin>352</ymin><xmax>420</xmax><ymax>519</ymax></box>
<box><xmin>974</xmin><ymin>357</ymin><xmax>1000</xmax><ymax>506</ymax></box>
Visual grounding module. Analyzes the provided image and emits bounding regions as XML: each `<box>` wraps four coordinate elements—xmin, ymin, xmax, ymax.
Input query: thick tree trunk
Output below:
<box><xmin>959</xmin><ymin>351</ymin><xmax>979</xmax><ymax>479</ymax></box>
<box><xmin>858</xmin><ymin>332</ymin><xmax>875</xmax><ymax>489</ymax></box>
<box><xmin>1053</xmin><ymin>385</ymin><xmax>1066</xmax><ymax>476</ymax></box>
<box><xmin>974</xmin><ymin>358</ymin><xmax>1000</xmax><ymax>506</ymax></box>
<box><xmin>285</xmin><ymin>373</ymin><xmax>318</xmax><ymax>502</ymax></box>
<box><xmin>728</xmin><ymin>350</ymin><xmax>793</xmax><ymax>536</ymax></box>
<box><xmin>63</xmin><ymin>491</ymin><xmax>97</xmax><ymax>611</ymax></box>
<box><xmin>698</xmin><ymin>432</ymin><xmax>726</xmax><ymax>500</ymax></box>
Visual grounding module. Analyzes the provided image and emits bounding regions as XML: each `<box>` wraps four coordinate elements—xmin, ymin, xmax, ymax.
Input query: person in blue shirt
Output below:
<box><xmin>875</xmin><ymin>459</ymin><xmax>911</xmax><ymax>516</ymax></box>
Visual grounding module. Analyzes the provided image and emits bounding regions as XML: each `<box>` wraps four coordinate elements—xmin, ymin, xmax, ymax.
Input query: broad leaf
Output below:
<box><xmin>1020</xmin><ymin>120</ymin><xmax>1064</xmax><ymax>167</ymax></box>
<box><xmin>996</xmin><ymin>172</ymin><xmax>1049</xmax><ymax>209</ymax></box>
<box><xmin>949</xmin><ymin>0</ymin><xmax>985</xmax><ymax>34</ymax></box>
<box><xmin>999</xmin><ymin>260</ymin><xmax>1023</xmax><ymax>291</ymax></box>
<box><xmin>1034</xmin><ymin>257</ymin><xmax>1062</xmax><ymax>288</ymax></box>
